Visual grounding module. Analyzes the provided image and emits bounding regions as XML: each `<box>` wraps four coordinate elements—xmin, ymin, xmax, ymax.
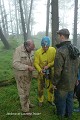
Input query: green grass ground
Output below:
<box><xmin>0</xmin><ymin>81</ymin><xmax>56</xmax><ymax>120</ymax></box>
<box><xmin>0</xmin><ymin>38</ymin><xmax>80</xmax><ymax>120</ymax></box>
<box><xmin>0</xmin><ymin>81</ymin><xmax>80</xmax><ymax>120</ymax></box>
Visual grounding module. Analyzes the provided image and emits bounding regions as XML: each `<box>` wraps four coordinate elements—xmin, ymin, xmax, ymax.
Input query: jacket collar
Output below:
<box><xmin>56</xmin><ymin>41</ymin><xmax>71</xmax><ymax>48</ymax></box>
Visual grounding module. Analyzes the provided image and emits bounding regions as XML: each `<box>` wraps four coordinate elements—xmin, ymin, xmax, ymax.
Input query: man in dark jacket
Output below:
<box><xmin>53</xmin><ymin>28</ymin><xmax>79</xmax><ymax>120</ymax></box>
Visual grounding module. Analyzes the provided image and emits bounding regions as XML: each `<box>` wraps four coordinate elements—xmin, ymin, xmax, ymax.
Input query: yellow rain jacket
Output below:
<box><xmin>34</xmin><ymin>47</ymin><xmax>56</xmax><ymax>72</ymax></box>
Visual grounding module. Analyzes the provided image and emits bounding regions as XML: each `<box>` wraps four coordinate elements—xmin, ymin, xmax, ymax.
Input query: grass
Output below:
<box><xmin>0</xmin><ymin>38</ymin><xmax>80</xmax><ymax>120</ymax></box>
<box><xmin>0</xmin><ymin>81</ymin><xmax>55</xmax><ymax>120</ymax></box>
<box><xmin>0</xmin><ymin>48</ymin><xmax>14</xmax><ymax>81</ymax></box>
<box><xmin>0</xmin><ymin>81</ymin><xmax>80</xmax><ymax>120</ymax></box>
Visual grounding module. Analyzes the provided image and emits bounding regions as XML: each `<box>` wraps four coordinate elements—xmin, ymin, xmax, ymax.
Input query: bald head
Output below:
<box><xmin>24</xmin><ymin>39</ymin><xmax>35</xmax><ymax>52</ymax></box>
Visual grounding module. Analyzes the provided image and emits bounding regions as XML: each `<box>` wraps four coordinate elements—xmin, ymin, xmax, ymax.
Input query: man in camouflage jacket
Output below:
<box><xmin>53</xmin><ymin>29</ymin><xmax>79</xmax><ymax>120</ymax></box>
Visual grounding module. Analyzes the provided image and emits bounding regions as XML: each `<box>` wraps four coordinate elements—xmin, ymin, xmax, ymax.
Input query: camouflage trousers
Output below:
<box><xmin>38</xmin><ymin>75</ymin><xmax>54</xmax><ymax>103</ymax></box>
<box><xmin>15</xmin><ymin>71</ymin><xmax>31</xmax><ymax>112</ymax></box>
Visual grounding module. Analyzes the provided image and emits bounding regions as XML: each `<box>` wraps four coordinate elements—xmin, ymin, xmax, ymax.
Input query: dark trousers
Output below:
<box><xmin>54</xmin><ymin>90</ymin><xmax>74</xmax><ymax>117</ymax></box>
<box><xmin>74</xmin><ymin>82</ymin><xmax>80</xmax><ymax>107</ymax></box>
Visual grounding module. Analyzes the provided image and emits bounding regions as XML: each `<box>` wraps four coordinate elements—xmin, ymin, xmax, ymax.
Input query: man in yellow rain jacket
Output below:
<box><xmin>34</xmin><ymin>36</ymin><xmax>56</xmax><ymax>106</ymax></box>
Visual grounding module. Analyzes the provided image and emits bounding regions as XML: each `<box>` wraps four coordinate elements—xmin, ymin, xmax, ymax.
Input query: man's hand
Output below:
<box><xmin>53</xmin><ymin>85</ymin><xmax>57</xmax><ymax>89</ymax></box>
<box><xmin>28</xmin><ymin>66</ymin><xmax>35</xmax><ymax>72</ymax></box>
<box><xmin>76</xmin><ymin>80</ymin><xmax>79</xmax><ymax>86</ymax></box>
<box><xmin>40</xmin><ymin>70</ymin><xmax>45</xmax><ymax>75</ymax></box>
<box><xmin>44</xmin><ymin>66</ymin><xmax>49</xmax><ymax>70</ymax></box>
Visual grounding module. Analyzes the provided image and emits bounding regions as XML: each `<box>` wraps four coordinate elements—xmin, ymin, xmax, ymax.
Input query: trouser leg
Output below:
<box><xmin>38</xmin><ymin>78</ymin><xmax>44</xmax><ymax>102</ymax></box>
<box><xmin>46</xmin><ymin>80</ymin><xmax>54</xmax><ymax>102</ymax></box>
<box><xmin>54</xmin><ymin>90</ymin><xmax>67</xmax><ymax>116</ymax></box>
<box><xmin>16</xmin><ymin>75</ymin><xmax>31</xmax><ymax>112</ymax></box>
<box><xmin>66</xmin><ymin>91</ymin><xmax>74</xmax><ymax>117</ymax></box>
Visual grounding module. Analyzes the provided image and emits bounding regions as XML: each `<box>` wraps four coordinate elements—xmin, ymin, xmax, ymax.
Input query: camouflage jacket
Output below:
<box><xmin>53</xmin><ymin>41</ymin><xmax>79</xmax><ymax>91</ymax></box>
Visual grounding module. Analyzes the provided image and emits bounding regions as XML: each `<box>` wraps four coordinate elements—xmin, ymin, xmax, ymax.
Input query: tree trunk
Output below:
<box><xmin>14</xmin><ymin>0</ymin><xmax>19</xmax><ymax>36</ymax></box>
<box><xmin>51</xmin><ymin>0</ymin><xmax>59</xmax><ymax>46</ymax></box>
<box><xmin>0</xmin><ymin>0</ymin><xmax>7</xmax><ymax>37</ymax></box>
<box><xmin>19</xmin><ymin>0</ymin><xmax>27</xmax><ymax>42</ymax></box>
<box><xmin>23</xmin><ymin>0</ymin><xmax>28</xmax><ymax>29</ymax></box>
<box><xmin>26</xmin><ymin>0</ymin><xmax>33</xmax><ymax>39</ymax></box>
<box><xmin>0</xmin><ymin>27</ymin><xmax>10</xmax><ymax>49</ymax></box>
<box><xmin>46</xmin><ymin>0</ymin><xmax>50</xmax><ymax>36</ymax></box>
<box><xmin>8</xmin><ymin>1</ymin><xmax>13</xmax><ymax>34</ymax></box>
<box><xmin>73</xmin><ymin>0</ymin><xmax>78</xmax><ymax>46</ymax></box>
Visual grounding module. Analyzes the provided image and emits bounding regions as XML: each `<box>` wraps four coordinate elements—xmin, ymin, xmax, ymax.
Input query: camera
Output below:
<box><xmin>42</xmin><ymin>69</ymin><xmax>49</xmax><ymax>75</ymax></box>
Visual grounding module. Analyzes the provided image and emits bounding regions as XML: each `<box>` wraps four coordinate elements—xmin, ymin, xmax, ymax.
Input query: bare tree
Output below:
<box><xmin>23</xmin><ymin>0</ymin><xmax>28</xmax><ymax>29</ymax></box>
<box><xmin>14</xmin><ymin>0</ymin><xmax>19</xmax><ymax>36</ymax></box>
<box><xmin>19</xmin><ymin>0</ymin><xmax>34</xmax><ymax>41</ymax></box>
<box><xmin>73</xmin><ymin>0</ymin><xmax>78</xmax><ymax>46</ymax></box>
<box><xmin>0</xmin><ymin>27</ymin><xmax>10</xmax><ymax>49</ymax></box>
<box><xmin>46</xmin><ymin>0</ymin><xmax>50</xmax><ymax>36</ymax></box>
<box><xmin>51</xmin><ymin>0</ymin><xmax>59</xmax><ymax>46</ymax></box>
<box><xmin>0</xmin><ymin>0</ymin><xmax>8</xmax><ymax>38</ymax></box>
<box><xmin>19</xmin><ymin>0</ymin><xmax>27</xmax><ymax>42</ymax></box>
<box><xmin>8</xmin><ymin>1</ymin><xmax>14</xmax><ymax>34</ymax></box>
<box><xmin>59</xmin><ymin>0</ymin><xmax>73</xmax><ymax>28</ymax></box>
<box><xmin>26</xmin><ymin>0</ymin><xmax>33</xmax><ymax>39</ymax></box>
